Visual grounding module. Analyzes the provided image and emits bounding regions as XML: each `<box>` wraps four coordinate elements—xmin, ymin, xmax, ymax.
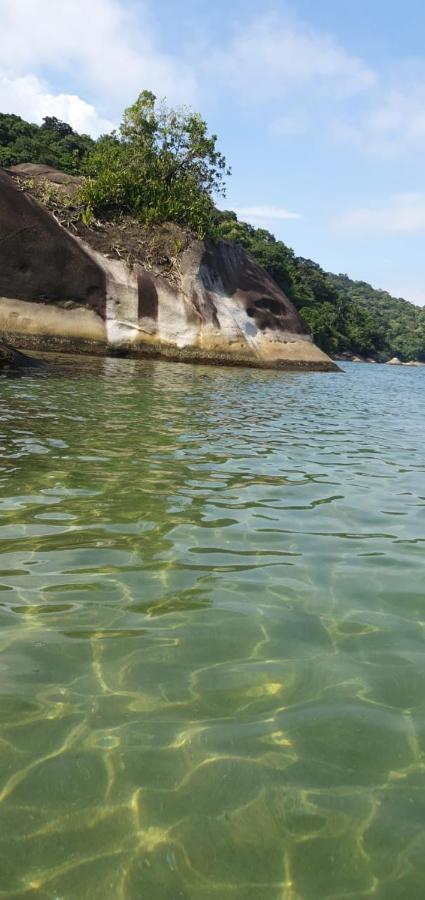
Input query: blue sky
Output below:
<box><xmin>1</xmin><ymin>0</ymin><xmax>425</xmax><ymax>303</ymax></box>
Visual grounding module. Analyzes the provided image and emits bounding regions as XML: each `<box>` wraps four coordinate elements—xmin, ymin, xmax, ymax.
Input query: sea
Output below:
<box><xmin>0</xmin><ymin>357</ymin><xmax>424</xmax><ymax>899</ymax></box>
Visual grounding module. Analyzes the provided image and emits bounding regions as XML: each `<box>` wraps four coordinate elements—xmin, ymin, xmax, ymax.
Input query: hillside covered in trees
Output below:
<box><xmin>1</xmin><ymin>106</ymin><xmax>424</xmax><ymax>362</ymax></box>
<box><xmin>326</xmin><ymin>273</ymin><xmax>425</xmax><ymax>362</ymax></box>
<box><xmin>0</xmin><ymin>113</ymin><xmax>95</xmax><ymax>173</ymax></box>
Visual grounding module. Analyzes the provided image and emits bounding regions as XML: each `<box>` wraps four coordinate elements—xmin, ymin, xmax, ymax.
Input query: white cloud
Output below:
<box><xmin>236</xmin><ymin>205</ymin><xmax>302</xmax><ymax>223</ymax></box>
<box><xmin>334</xmin><ymin>86</ymin><xmax>425</xmax><ymax>155</ymax></box>
<box><xmin>0</xmin><ymin>73</ymin><xmax>114</xmax><ymax>136</ymax></box>
<box><xmin>210</xmin><ymin>13</ymin><xmax>375</xmax><ymax>102</ymax></box>
<box><xmin>0</xmin><ymin>0</ymin><xmax>198</xmax><ymax>130</ymax></box>
<box><xmin>4</xmin><ymin>0</ymin><xmax>423</xmax><ymax>169</ymax></box>
<box><xmin>338</xmin><ymin>194</ymin><xmax>425</xmax><ymax>235</ymax></box>
<box><xmin>270</xmin><ymin>115</ymin><xmax>307</xmax><ymax>137</ymax></box>
<box><xmin>0</xmin><ymin>1</ymin><xmax>380</xmax><ymax>145</ymax></box>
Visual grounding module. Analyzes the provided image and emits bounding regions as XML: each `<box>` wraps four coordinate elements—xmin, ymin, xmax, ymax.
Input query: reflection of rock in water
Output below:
<box><xmin>0</xmin><ymin>165</ymin><xmax>338</xmax><ymax>372</ymax></box>
<box><xmin>101</xmin><ymin>357</ymin><xmax>139</xmax><ymax>378</ymax></box>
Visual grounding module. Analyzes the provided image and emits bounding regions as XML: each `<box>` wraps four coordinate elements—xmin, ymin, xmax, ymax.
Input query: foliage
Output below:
<box><xmin>327</xmin><ymin>274</ymin><xmax>425</xmax><ymax>361</ymax></box>
<box><xmin>0</xmin><ymin>113</ymin><xmax>95</xmax><ymax>173</ymax></box>
<box><xmin>80</xmin><ymin>91</ymin><xmax>230</xmax><ymax>236</ymax></box>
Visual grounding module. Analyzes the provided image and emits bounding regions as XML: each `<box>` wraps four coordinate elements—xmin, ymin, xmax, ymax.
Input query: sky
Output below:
<box><xmin>1</xmin><ymin>0</ymin><xmax>425</xmax><ymax>304</ymax></box>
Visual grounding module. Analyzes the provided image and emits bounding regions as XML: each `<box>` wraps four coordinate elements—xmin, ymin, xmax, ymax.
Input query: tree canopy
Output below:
<box><xmin>80</xmin><ymin>91</ymin><xmax>230</xmax><ymax>236</ymax></box>
<box><xmin>0</xmin><ymin>113</ymin><xmax>95</xmax><ymax>173</ymax></box>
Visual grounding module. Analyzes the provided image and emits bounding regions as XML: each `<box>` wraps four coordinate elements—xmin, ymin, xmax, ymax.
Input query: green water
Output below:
<box><xmin>0</xmin><ymin>357</ymin><xmax>424</xmax><ymax>900</ymax></box>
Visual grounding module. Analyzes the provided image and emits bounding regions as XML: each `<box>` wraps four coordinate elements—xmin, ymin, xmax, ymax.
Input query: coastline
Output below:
<box><xmin>333</xmin><ymin>353</ymin><xmax>425</xmax><ymax>367</ymax></box>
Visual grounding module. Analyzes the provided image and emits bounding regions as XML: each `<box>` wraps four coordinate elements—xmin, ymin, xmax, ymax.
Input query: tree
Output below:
<box><xmin>40</xmin><ymin>116</ymin><xmax>74</xmax><ymax>137</ymax></box>
<box><xmin>0</xmin><ymin>112</ymin><xmax>95</xmax><ymax>173</ymax></box>
<box><xmin>81</xmin><ymin>91</ymin><xmax>231</xmax><ymax>235</ymax></box>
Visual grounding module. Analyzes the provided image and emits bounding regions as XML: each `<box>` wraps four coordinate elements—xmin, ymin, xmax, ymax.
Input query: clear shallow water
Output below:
<box><xmin>0</xmin><ymin>357</ymin><xmax>424</xmax><ymax>900</ymax></box>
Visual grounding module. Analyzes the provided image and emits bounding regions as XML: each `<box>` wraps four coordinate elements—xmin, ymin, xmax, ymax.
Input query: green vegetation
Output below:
<box><xmin>80</xmin><ymin>91</ymin><xmax>230</xmax><ymax>236</ymax></box>
<box><xmin>327</xmin><ymin>274</ymin><xmax>425</xmax><ymax>361</ymax></box>
<box><xmin>1</xmin><ymin>100</ymin><xmax>424</xmax><ymax>360</ymax></box>
<box><xmin>0</xmin><ymin>113</ymin><xmax>95</xmax><ymax>173</ymax></box>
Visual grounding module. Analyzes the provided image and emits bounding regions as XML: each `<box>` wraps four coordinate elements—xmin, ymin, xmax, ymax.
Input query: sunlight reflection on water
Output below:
<box><xmin>0</xmin><ymin>358</ymin><xmax>424</xmax><ymax>899</ymax></box>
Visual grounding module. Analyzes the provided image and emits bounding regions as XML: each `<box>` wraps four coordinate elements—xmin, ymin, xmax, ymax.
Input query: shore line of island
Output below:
<box><xmin>334</xmin><ymin>354</ymin><xmax>425</xmax><ymax>366</ymax></box>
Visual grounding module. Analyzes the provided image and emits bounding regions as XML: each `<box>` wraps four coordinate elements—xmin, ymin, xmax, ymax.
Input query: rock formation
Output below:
<box><xmin>0</xmin><ymin>165</ymin><xmax>337</xmax><ymax>371</ymax></box>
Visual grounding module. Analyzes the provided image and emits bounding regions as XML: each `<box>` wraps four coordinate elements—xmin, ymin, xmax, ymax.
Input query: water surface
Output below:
<box><xmin>0</xmin><ymin>358</ymin><xmax>424</xmax><ymax>899</ymax></box>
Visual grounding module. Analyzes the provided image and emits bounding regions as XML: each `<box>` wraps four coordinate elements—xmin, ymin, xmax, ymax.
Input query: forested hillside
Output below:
<box><xmin>327</xmin><ymin>274</ymin><xmax>425</xmax><ymax>361</ymax></box>
<box><xmin>1</xmin><ymin>108</ymin><xmax>424</xmax><ymax>361</ymax></box>
<box><xmin>0</xmin><ymin>113</ymin><xmax>95</xmax><ymax>173</ymax></box>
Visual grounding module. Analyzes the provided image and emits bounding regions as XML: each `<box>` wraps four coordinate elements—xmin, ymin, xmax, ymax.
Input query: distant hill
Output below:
<box><xmin>326</xmin><ymin>273</ymin><xmax>425</xmax><ymax>361</ymax></box>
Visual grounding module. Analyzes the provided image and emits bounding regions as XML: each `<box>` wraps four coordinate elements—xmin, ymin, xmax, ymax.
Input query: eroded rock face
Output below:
<box><xmin>0</xmin><ymin>170</ymin><xmax>106</xmax><ymax>315</ymax></box>
<box><xmin>0</xmin><ymin>166</ymin><xmax>337</xmax><ymax>371</ymax></box>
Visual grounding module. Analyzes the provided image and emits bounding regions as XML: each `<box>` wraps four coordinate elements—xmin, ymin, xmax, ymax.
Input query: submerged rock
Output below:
<box><xmin>403</xmin><ymin>360</ymin><xmax>425</xmax><ymax>367</ymax></box>
<box><xmin>0</xmin><ymin>165</ymin><xmax>337</xmax><ymax>371</ymax></box>
<box><xmin>0</xmin><ymin>342</ymin><xmax>42</xmax><ymax>370</ymax></box>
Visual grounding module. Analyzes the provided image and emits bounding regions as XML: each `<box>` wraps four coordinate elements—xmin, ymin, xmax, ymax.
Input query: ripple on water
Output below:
<box><xmin>0</xmin><ymin>358</ymin><xmax>424</xmax><ymax>899</ymax></box>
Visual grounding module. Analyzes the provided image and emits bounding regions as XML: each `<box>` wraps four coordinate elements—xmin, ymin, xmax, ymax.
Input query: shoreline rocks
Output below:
<box><xmin>334</xmin><ymin>354</ymin><xmax>425</xmax><ymax>367</ymax></box>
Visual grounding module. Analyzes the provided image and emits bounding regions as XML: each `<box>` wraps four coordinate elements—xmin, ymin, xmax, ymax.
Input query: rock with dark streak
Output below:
<box><xmin>0</xmin><ymin>165</ymin><xmax>338</xmax><ymax>371</ymax></box>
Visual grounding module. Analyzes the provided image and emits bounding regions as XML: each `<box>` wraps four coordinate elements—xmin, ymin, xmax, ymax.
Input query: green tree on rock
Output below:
<box><xmin>81</xmin><ymin>91</ymin><xmax>231</xmax><ymax>236</ymax></box>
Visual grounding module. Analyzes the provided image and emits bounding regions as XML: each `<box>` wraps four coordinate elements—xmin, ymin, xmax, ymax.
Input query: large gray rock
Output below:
<box><xmin>0</xmin><ymin>166</ymin><xmax>337</xmax><ymax>371</ymax></box>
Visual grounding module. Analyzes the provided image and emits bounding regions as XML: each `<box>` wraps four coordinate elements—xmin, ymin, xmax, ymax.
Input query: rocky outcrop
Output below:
<box><xmin>403</xmin><ymin>360</ymin><xmax>425</xmax><ymax>367</ymax></box>
<box><xmin>0</xmin><ymin>166</ymin><xmax>337</xmax><ymax>371</ymax></box>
